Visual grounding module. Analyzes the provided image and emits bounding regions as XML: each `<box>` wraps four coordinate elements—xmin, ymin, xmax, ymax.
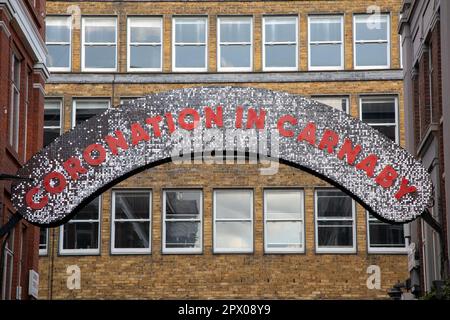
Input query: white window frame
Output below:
<box><xmin>366</xmin><ymin>212</ymin><xmax>407</xmax><ymax>254</ymax></box>
<box><xmin>9</xmin><ymin>53</ymin><xmax>20</xmax><ymax>153</ymax></box>
<box><xmin>217</xmin><ymin>16</ymin><xmax>253</xmax><ymax>72</ymax></box>
<box><xmin>353</xmin><ymin>14</ymin><xmax>390</xmax><ymax>70</ymax></box>
<box><xmin>111</xmin><ymin>189</ymin><xmax>152</xmax><ymax>255</ymax></box>
<box><xmin>262</xmin><ymin>16</ymin><xmax>298</xmax><ymax>71</ymax></box>
<box><xmin>172</xmin><ymin>17</ymin><xmax>208</xmax><ymax>72</ymax></box>
<box><xmin>213</xmin><ymin>189</ymin><xmax>254</xmax><ymax>253</ymax></box>
<box><xmin>264</xmin><ymin>189</ymin><xmax>305</xmax><ymax>253</ymax></box>
<box><xmin>127</xmin><ymin>17</ymin><xmax>163</xmax><ymax>72</ymax></box>
<box><xmin>59</xmin><ymin>196</ymin><xmax>102</xmax><ymax>255</ymax></box>
<box><xmin>315</xmin><ymin>189</ymin><xmax>356</xmax><ymax>254</ymax></box>
<box><xmin>44</xmin><ymin>99</ymin><xmax>63</xmax><ymax>146</ymax></box>
<box><xmin>39</xmin><ymin>228</ymin><xmax>48</xmax><ymax>256</ymax></box>
<box><xmin>311</xmin><ymin>95</ymin><xmax>349</xmax><ymax>114</ymax></box>
<box><xmin>46</xmin><ymin>15</ymin><xmax>72</xmax><ymax>72</ymax></box>
<box><xmin>81</xmin><ymin>16</ymin><xmax>117</xmax><ymax>72</ymax></box>
<box><xmin>1</xmin><ymin>230</ymin><xmax>14</xmax><ymax>299</ymax></box>
<box><xmin>359</xmin><ymin>96</ymin><xmax>398</xmax><ymax>143</ymax></box>
<box><xmin>162</xmin><ymin>189</ymin><xmax>203</xmax><ymax>254</ymax></box>
<box><xmin>308</xmin><ymin>15</ymin><xmax>344</xmax><ymax>71</ymax></box>
<box><xmin>72</xmin><ymin>99</ymin><xmax>110</xmax><ymax>128</ymax></box>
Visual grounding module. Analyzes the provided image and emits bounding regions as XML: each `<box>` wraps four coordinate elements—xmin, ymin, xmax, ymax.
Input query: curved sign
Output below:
<box><xmin>12</xmin><ymin>87</ymin><xmax>432</xmax><ymax>226</ymax></box>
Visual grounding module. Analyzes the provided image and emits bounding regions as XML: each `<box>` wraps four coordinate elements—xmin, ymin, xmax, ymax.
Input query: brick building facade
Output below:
<box><xmin>399</xmin><ymin>0</ymin><xmax>450</xmax><ymax>296</ymax></box>
<box><xmin>40</xmin><ymin>0</ymin><xmax>409</xmax><ymax>299</ymax></box>
<box><xmin>0</xmin><ymin>0</ymin><xmax>48</xmax><ymax>299</ymax></box>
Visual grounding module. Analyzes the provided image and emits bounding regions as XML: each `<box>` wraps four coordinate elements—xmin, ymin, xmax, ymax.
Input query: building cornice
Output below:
<box><xmin>47</xmin><ymin>70</ymin><xmax>404</xmax><ymax>84</ymax></box>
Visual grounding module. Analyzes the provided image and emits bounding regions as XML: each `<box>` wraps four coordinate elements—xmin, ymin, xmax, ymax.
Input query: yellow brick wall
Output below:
<box><xmin>40</xmin><ymin>0</ymin><xmax>407</xmax><ymax>299</ymax></box>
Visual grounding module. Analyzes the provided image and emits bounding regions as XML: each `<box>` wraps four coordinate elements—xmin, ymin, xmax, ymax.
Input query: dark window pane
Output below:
<box><xmin>130</xmin><ymin>45</ymin><xmax>161</xmax><ymax>69</ymax></box>
<box><xmin>114</xmin><ymin>192</ymin><xmax>150</xmax><ymax>219</ymax></box>
<box><xmin>63</xmin><ymin>222</ymin><xmax>99</xmax><ymax>249</ymax></box>
<box><xmin>75</xmin><ymin>107</ymin><xmax>107</xmax><ymax>124</ymax></box>
<box><xmin>372</xmin><ymin>125</ymin><xmax>396</xmax><ymax>141</ymax></box>
<box><xmin>165</xmin><ymin>221</ymin><xmax>201</xmax><ymax>248</ymax></box>
<box><xmin>72</xmin><ymin>197</ymin><xmax>100</xmax><ymax>220</ymax></box>
<box><xmin>114</xmin><ymin>221</ymin><xmax>150</xmax><ymax>249</ymax></box>
<box><xmin>361</xmin><ymin>100</ymin><xmax>396</xmax><ymax>123</ymax></box>
<box><xmin>369</xmin><ymin>222</ymin><xmax>405</xmax><ymax>247</ymax></box>
<box><xmin>44</xmin><ymin>129</ymin><xmax>60</xmax><ymax>147</ymax></box>
<box><xmin>317</xmin><ymin>191</ymin><xmax>352</xmax><ymax>218</ymax></box>
<box><xmin>318</xmin><ymin>221</ymin><xmax>353</xmax><ymax>247</ymax></box>
<box><xmin>39</xmin><ymin>228</ymin><xmax>47</xmax><ymax>250</ymax></box>
<box><xmin>165</xmin><ymin>191</ymin><xmax>200</xmax><ymax>218</ymax></box>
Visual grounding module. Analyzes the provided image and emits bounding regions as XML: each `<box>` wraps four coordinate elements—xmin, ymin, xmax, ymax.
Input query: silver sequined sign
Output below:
<box><xmin>11</xmin><ymin>87</ymin><xmax>432</xmax><ymax>226</ymax></box>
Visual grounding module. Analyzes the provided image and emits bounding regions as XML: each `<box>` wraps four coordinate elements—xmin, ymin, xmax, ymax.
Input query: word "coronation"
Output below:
<box><xmin>25</xmin><ymin>106</ymin><xmax>417</xmax><ymax>210</ymax></box>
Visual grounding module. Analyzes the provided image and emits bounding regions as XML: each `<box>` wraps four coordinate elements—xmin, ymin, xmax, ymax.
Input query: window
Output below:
<box><xmin>214</xmin><ymin>189</ymin><xmax>253</xmax><ymax>253</ymax></box>
<box><xmin>163</xmin><ymin>190</ymin><xmax>202</xmax><ymax>253</ymax></box>
<box><xmin>9</xmin><ymin>54</ymin><xmax>20</xmax><ymax>152</ymax></box>
<box><xmin>354</xmin><ymin>14</ymin><xmax>390</xmax><ymax>69</ymax></box>
<box><xmin>360</xmin><ymin>96</ymin><xmax>398</xmax><ymax>142</ymax></box>
<box><xmin>367</xmin><ymin>213</ymin><xmax>406</xmax><ymax>253</ymax></box>
<box><xmin>72</xmin><ymin>99</ymin><xmax>110</xmax><ymax>128</ymax></box>
<box><xmin>1</xmin><ymin>228</ymin><xmax>14</xmax><ymax>299</ymax></box>
<box><xmin>312</xmin><ymin>96</ymin><xmax>349</xmax><ymax>113</ymax></box>
<box><xmin>46</xmin><ymin>16</ymin><xmax>71</xmax><ymax>71</ymax></box>
<box><xmin>60</xmin><ymin>197</ymin><xmax>101</xmax><ymax>255</ymax></box>
<box><xmin>44</xmin><ymin>99</ymin><xmax>62</xmax><ymax>147</ymax></box>
<box><xmin>82</xmin><ymin>17</ymin><xmax>117</xmax><ymax>71</ymax></box>
<box><xmin>263</xmin><ymin>16</ymin><xmax>297</xmax><ymax>71</ymax></box>
<box><xmin>111</xmin><ymin>190</ymin><xmax>151</xmax><ymax>254</ymax></box>
<box><xmin>264</xmin><ymin>189</ymin><xmax>304</xmax><ymax>253</ymax></box>
<box><xmin>39</xmin><ymin>228</ymin><xmax>48</xmax><ymax>255</ymax></box>
<box><xmin>308</xmin><ymin>15</ymin><xmax>344</xmax><ymax>70</ymax></box>
<box><xmin>172</xmin><ymin>17</ymin><xmax>207</xmax><ymax>72</ymax></box>
<box><xmin>315</xmin><ymin>189</ymin><xmax>356</xmax><ymax>253</ymax></box>
<box><xmin>127</xmin><ymin>17</ymin><xmax>162</xmax><ymax>71</ymax></box>
<box><xmin>218</xmin><ymin>17</ymin><xmax>252</xmax><ymax>72</ymax></box>
<box><xmin>120</xmin><ymin>97</ymin><xmax>140</xmax><ymax>105</ymax></box>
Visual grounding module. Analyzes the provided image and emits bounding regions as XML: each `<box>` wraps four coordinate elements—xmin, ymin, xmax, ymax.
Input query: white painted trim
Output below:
<box><xmin>39</xmin><ymin>228</ymin><xmax>48</xmax><ymax>256</ymax></box>
<box><xmin>308</xmin><ymin>15</ymin><xmax>344</xmax><ymax>71</ymax></box>
<box><xmin>213</xmin><ymin>189</ymin><xmax>254</xmax><ymax>253</ymax></box>
<box><xmin>314</xmin><ymin>188</ymin><xmax>357</xmax><ymax>254</ymax></box>
<box><xmin>217</xmin><ymin>16</ymin><xmax>253</xmax><ymax>72</ymax></box>
<box><xmin>263</xmin><ymin>189</ymin><xmax>305</xmax><ymax>253</ymax></box>
<box><xmin>33</xmin><ymin>83</ymin><xmax>46</xmax><ymax>96</ymax></box>
<box><xmin>172</xmin><ymin>17</ymin><xmax>208</xmax><ymax>72</ymax></box>
<box><xmin>162</xmin><ymin>189</ymin><xmax>203</xmax><ymax>254</ymax></box>
<box><xmin>111</xmin><ymin>190</ymin><xmax>152</xmax><ymax>255</ymax></box>
<box><xmin>127</xmin><ymin>17</ymin><xmax>163</xmax><ymax>72</ymax></box>
<box><xmin>262</xmin><ymin>16</ymin><xmax>298</xmax><ymax>72</ymax></box>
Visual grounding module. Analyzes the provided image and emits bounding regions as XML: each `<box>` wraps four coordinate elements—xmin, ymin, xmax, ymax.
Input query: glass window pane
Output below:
<box><xmin>46</xmin><ymin>23</ymin><xmax>70</xmax><ymax>42</ymax></box>
<box><xmin>75</xmin><ymin>107</ymin><xmax>107</xmax><ymax>124</ymax></box>
<box><xmin>310</xmin><ymin>44</ymin><xmax>341</xmax><ymax>67</ymax></box>
<box><xmin>114</xmin><ymin>221</ymin><xmax>150</xmax><ymax>249</ymax></box>
<box><xmin>175</xmin><ymin>20</ymin><xmax>206</xmax><ymax>43</ymax></box>
<box><xmin>165</xmin><ymin>190</ymin><xmax>201</xmax><ymax>218</ymax></box>
<box><xmin>72</xmin><ymin>197</ymin><xmax>100</xmax><ymax>220</ymax></box>
<box><xmin>356</xmin><ymin>43</ymin><xmax>388</xmax><ymax>67</ymax></box>
<box><xmin>313</xmin><ymin>97</ymin><xmax>347</xmax><ymax>112</ymax></box>
<box><xmin>361</xmin><ymin>99</ymin><xmax>396</xmax><ymax>123</ymax></box>
<box><xmin>114</xmin><ymin>192</ymin><xmax>150</xmax><ymax>220</ymax></box>
<box><xmin>85</xmin><ymin>24</ymin><xmax>116</xmax><ymax>43</ymax></box>
<box><xmin>369</xmin><ymin>222</ymin><xmax>405</xmax><ymax>247</ymax></box>
<box><xmin>265</xmin><ymin>44</ymin><xmax>296</xmax><ymax>68</ymax></box>
<box><xmin>371</xmin><ymin>125</ymin><xmax>396</xmax><ymax>141</ymax></box>
<box><xmin>63</xmin><ymin>222</ymin><xmax>99</xmax><ymax>249</ymax></box>
<box><xmin>44</xmin><ymin>107</ymin><xmax>60</xmax><ymax>127</ymax></box>
<box><xmin>220</xmin><ymin>20</ymin><xmax>251</xmax><ymax>43</ymax></box>
<box><xmin>215</xmin><ymin>221</ymin><xmax>252</xmax><ymax>250</ymax></box>
<box><xmin>266</xmin><ymin>221</ymin><xmax>302</xmax><ymax>248</ymax></box>
<box><xmin>39</xmin><ymin>228</ymin><xmax>47</xmax><ymax>250</ymax></box>
<box><xmin>175</xmin><ymin>45</ymin><xmax>206</xmax><ymax>68</ymax></box>
<box><xmin>265</xmin><ymin>20</ymin><xmax>296</xmax><ymax>42</ymax></box>
<box><xmin>310</xmin><ymin>20</ymin><xmax>342</xmax><ymax>42</ymax></box>
<box><xmin>317</xmin><ymin>192</ymin><xmax>352</xmax><ymax>218</ymax></box>
<box><xmin>44</xmin><ymin>129</ymin><xmax>60</xmax><ymax>147</ymax></box>
<box><xmin>215</xmin><ymin>190</ymin><xmax>252</xmax><ymax>219</ymax></box>
<box><xmin>85</xmin><ymin>45</ymin><xmax>116</xmax><ymax>69</ymax></box>
<box><xmin>47</xmin><ymin>44</ymin><xmax>70</xmax><ymax>68</ymax></box>
<box><xmin>355</xmin><ymin>19</ymin><xmax>388</xmax><ymax>41</ymax></box>
<box><xmin>318</xmin><ymin>221</ymin><xmax>353</xmax><ymax>247</ymax></box>
<box><xmin>130</xmin><ymin>21</ymin><xmax>161</xmax><ymax>43</ymax></box>
<box><xmin>220</xmin><ymin>45</ymin><xmax>251</xmax><ymax>68</ymax></box>
<box><xmin>265</xmin><ymin>190</ymin><xmax>302</xmax><ymax>219</ymax></box>
<box><xmin>165</xmin><ymin>221</ymin><xmax>201</xmax><ymax>248</ymax></box>
<box><xmin>130</xmin><ymin>45</ymin><xmax>161</xmax><ymax>69</ymax></box>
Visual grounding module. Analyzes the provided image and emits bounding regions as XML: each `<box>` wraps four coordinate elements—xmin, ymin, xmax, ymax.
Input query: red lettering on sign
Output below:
<box><xmin>395</xmin><ymin>178</ymin><xmax>418</xmax><ymax>200</ymax></box>
<box><xmin>25</xmin><ymin>187</ymin><xmax>48</xmax><ymax>210</ymax></box>
<box><xmin>131</xmin><ymin>123</ymin><xmax>150</xmax><ymax>145</ymax></box>
<box><xmin>83</xmin><ymin>144</ymin><xmax>106</xmax><ymax>166</ymax></box>
<box><xmin>375</xmin><ymin>165</ymin><xmax>398</xmax><ymax>188</ymax></box>
<box><xmin>145</xmin><ymin>116</ymin><xmax>163</xmax><ymax>137</ymax></box>
<box><xmin>246</xmin><ymin>108</ymin><xmax>266</xmax><ymax>129</ymax></box>
<box><xmin>235</xmin><ymin>106</ymin><xmax>244</xmax><ymax>128</ymax></box>
<box><xmin>318</xmin><ymin>129</ymin><xmax>339</xmax><ymax>154</ymax></box>
<box><xmin>105</xmin><ymin>130</ymin><xmax>129</xmax><ymax>155</ymax></box>
<box><xmin>43</xmin><ymin>171</ymin><xmax>67</xmax><ymax>194</ymax></box>
<box><xmin>277</xmin><ymin>115</ymin><xmax>297</xmax><ymax>137</ymax></box>
<box><xmin>179</xmin><ymin>108</ymin><xmax>200</xmax><ymax>130</ymax></box>
<box><xmin>165</xmin><ymin>112</ymin><xmax>176</xmax><ymax>133</ymax></box>
<box><xmin>337</xmin><ymin>139</ymin><xmax>362</xmax><ymax>165</ymax></box>
<box><xmin>297</xmin><ymin>122</ymin><xmax>316</xmax><ymax>146</ymax></box>
<box><xmin>63</xmin><ymin>157</ymin><xmax>88</xmax><ymax>180</ymax></box>
<box><xmin>205</xmin><ymin>106</ymin><xmax>223</xmax><ymax>128</ymax></box>
<box><xmin>355</xmin><ymin>154</ymin><xmax>379</xmax><ymax>178</ymax></box>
